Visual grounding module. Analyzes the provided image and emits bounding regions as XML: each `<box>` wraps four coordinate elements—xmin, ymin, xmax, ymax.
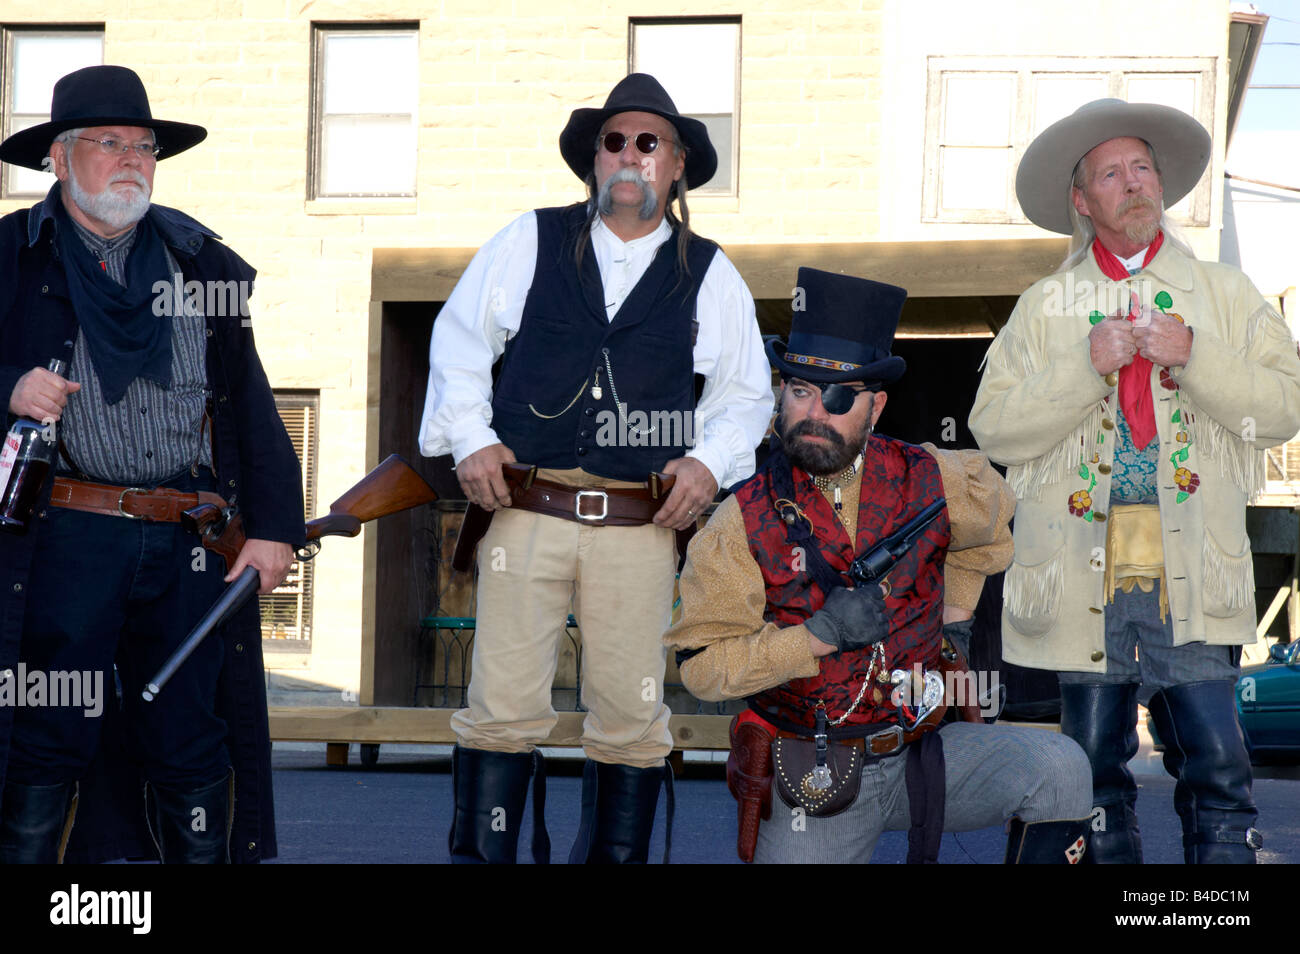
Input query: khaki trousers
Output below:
<box><xmin>450</xmin><ymin>506</ymin><xmax>677</xmax><ymax>768</ymax></box>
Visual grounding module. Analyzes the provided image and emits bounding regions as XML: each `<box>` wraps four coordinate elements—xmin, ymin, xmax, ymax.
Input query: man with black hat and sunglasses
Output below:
<box><xmin>665</xmin><ymin>268</ymin><xmax>1094</xmax><ymax>864</ymax></box>
<box><xmin>419</xmin><ymin>74</ymin><xmax>771</xmax><ymax>862</ymax></box>
<box><xmin>0</xmin><ymin>66</ymin><xmax>303</xmax><ymax>863</ymax></box>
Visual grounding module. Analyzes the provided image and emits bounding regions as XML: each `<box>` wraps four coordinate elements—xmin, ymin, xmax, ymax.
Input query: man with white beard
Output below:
<box><xmin>0</xmin><ymin>66</ymin><xmax>302</xmax><ymax>864</ymax></box>
<box><xmin>420</xmin><ymin>73</ymin><xmax>771</xmax><ymax>863</ymax></box>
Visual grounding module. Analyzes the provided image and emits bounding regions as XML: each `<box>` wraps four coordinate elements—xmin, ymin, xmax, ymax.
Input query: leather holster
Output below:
<box><xmin>726</xmin><ymin>715</ymin><xmax>775</xmax><ymax>863</ymax></box>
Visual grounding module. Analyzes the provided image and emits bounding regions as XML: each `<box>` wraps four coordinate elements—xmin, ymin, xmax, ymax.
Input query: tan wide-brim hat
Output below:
<box><xmin>1015</xmin><ymin>98</ymin><xmax>1211</xmax><ymax>235</ymax></box>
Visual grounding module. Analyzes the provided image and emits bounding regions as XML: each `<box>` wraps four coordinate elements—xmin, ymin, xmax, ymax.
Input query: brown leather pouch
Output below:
<box><xmin>726</xmin><ymin>716</ymin><xmax>775</xmax><ymax>863</ymax></box>
<box><xmin>771</xmin><ymin>736</ymin><xmax>862</xmax><ymax>817</ymax></box>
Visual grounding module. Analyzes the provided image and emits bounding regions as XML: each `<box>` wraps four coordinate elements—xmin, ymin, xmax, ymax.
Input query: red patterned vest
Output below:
<box><xmin>737</xmin><ymin>436</ymin><xmax>950</xmax><ymax>731</ymax></box>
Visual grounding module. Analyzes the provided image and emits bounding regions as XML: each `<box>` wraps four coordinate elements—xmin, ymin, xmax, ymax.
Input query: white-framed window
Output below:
<box><xmin>1</xmin><ymin>27</ymin><xmax>103</xmax><ymax>198</ymax></box>
<box><xmin>310</xmin><ymin>24</ymin><xmax>418</xmax><ymax>198</ymax></box>
<box><xmin>923</xmin><ymin>56</ymin><xmax>1216</xmax><ymax>226</ymax></box>
<box><xmin>630</xmin><ymin>17</ymin><xmax>740</xmax><ymax>195</ymax></box>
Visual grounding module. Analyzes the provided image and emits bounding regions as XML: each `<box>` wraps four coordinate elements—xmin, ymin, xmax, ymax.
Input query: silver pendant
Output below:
<box><xmin>810</xmin><ymin>764</ymin><xmax>832</xmax><ymax>790</ymax></box>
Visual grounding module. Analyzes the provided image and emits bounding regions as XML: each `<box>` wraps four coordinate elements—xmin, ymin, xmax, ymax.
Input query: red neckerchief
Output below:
<box><xmin>1091</xmin><ymin>230</ymin><xmax>1165</xmax><ymax>449</ymax></box>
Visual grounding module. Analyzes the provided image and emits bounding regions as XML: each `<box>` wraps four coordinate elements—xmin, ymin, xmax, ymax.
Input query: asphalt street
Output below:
<box><xmin>268</xmin><ymin>741</ymin><xmax>1300</xmax><ymax>865</ymax></box>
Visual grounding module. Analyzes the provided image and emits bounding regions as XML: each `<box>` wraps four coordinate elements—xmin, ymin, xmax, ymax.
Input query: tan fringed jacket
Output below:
<box><xmin>970</xmin><ymin>243</ymin><xmax>1300</xmax><ymax>672</ymax></box>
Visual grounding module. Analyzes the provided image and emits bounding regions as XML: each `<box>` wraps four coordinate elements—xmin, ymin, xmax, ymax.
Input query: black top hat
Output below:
<box><xmin>766</xmin><ymin>267</ymin><xmax>908</xmax><ymax>386</ymax></box>
<box><xmin>558</xmin><ymin>73</ymin><xmax>717</xmax><ymax>189</ymax></box>
<box><xmin>0</xmin><ymin>65</ymin><xmax>207</xmax><ymax>171</ymax></box>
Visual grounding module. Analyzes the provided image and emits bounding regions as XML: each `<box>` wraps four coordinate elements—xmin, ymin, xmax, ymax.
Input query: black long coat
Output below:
<box><xmin>0</xmin><ymin>192</ymin><xmax>304</xmax><ymax>862</ymax></box>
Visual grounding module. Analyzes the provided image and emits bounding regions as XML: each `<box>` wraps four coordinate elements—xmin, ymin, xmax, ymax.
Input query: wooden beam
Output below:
<box><xmin>270</xmin><ymin>707</ymin><xmax>1058</xmax><ymax>753</ymax></box>
<box><xmin>270</xmin><ymin>706</ymin><xmax>732</xmax><ymax>751</ymax></box>
<box><xmin>372</xmin><ymin>238</ymin><xmax>1070</xmax><ymax>304</ymax></box>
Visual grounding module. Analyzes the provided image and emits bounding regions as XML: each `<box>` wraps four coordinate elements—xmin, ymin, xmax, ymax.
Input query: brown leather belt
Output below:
<box><xmin>451</xmin><ymin>462</ymin><xmax>693</xmax><ymax>573</ymax></box>
<box><xmin>773</xmin><ymin>704</ymin><xmax>947</xmax><ymax>758</ymax></box>
<box><xmin>504</xmin><ymin>468</ymin><xmax>673</xmax><ymax>527</ymax></box>
<box><xmin>49</xmin><ymin>477</ymin><xmax>226</xmax><ymax>522</ymax></box>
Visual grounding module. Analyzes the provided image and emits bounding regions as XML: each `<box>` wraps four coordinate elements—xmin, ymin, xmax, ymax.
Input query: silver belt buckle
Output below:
<box><xmin>866</xmin><ymin>724</ymin><xmax>903</xmax><ymax>755</ymax></box>
<box><xmin>117</xmin><ymin>487</ymin><xmax>150</xmax><ymax>519</ymax></box>
<box><xmin>575</xmin><ymin>489</ymin><xmax>608</xmax><ymax>522</ymax></box>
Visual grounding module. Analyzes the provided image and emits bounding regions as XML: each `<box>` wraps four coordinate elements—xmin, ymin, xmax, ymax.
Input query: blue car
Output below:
<box><xmin>1237</xmin><ymin>640</ymin><xmax>1300</xmax><ymax>761</ymax></box>
<box><xmin>1145</xmin><ymin>641</ymin><xmax>1300</xmax><ymax>763</ymax></box>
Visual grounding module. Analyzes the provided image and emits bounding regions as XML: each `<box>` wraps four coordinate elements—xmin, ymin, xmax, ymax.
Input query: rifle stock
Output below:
<box><xmin>184</xmin><ymin>453</ymin><xmax>437</xmax><ymax>568</ymax></box>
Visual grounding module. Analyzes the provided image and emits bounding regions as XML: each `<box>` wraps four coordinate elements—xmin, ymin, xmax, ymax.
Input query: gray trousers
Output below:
<box><xmin>1057</xmin><ymin>586</ymin><xmax>1240</xmax><ymax>701</ymax></box>
<box><xmin>754</xmin><ymin>722</ymin><xmax>1092</xmax><ymax>864</ymax></box>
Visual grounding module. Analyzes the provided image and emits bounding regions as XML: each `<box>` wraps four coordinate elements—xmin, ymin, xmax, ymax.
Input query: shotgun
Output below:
<box><xmin>143</xmin><ymin>454</ymin><xmax>437</xmax><ymax>701</ymax></box>
<box><xmin>181</xmin><ymin>453</ymin><xmax>438</xmax><ymax>570</ymax></box>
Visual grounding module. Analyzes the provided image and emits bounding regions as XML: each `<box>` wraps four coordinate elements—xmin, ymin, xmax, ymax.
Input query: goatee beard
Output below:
<box><xmin>66</xmin><ymin>165</ymin><xmax>151</xmax><ymax>232</ymax></box>
<box><xmin>1117</xmin><ymin>195</ymin><xmax>1160</xmax><ymax>247</ymax></box>
<box><xmin>779</xmin><ymin>406</ymin><xmax>869</xmax><ymax>476</ymax></box>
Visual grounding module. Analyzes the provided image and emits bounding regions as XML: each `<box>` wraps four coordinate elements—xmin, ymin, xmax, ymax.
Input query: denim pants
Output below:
<box><xmin>6</xmin><ymin>468</ymin><xmax>231</xmax><ymax>791</ymax></box>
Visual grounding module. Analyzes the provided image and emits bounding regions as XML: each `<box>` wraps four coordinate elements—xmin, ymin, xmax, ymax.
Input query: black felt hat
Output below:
<box><xmin>0</xmin><ymin>65</ymin><xmax>207</xmax><ymax>171</ymax></box>
<box><xmin>558</xmin><ymin>73</ymin><xmax>717</xmax><ymax>188</ymax></box>
<box><xmin>766</xmin><ymin>267</ymin><xmax>908</xmax><ymax>386</ymax></box>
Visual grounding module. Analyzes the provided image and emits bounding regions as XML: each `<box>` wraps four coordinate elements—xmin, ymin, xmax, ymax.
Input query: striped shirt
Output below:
<box><xmin>60</xmin><ymin>216</ymin><xmax>213</xmax><ymax>484</ymax></box>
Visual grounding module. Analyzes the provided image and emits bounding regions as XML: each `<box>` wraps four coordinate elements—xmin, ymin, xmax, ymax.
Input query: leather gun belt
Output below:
<box><xmin>48</xmin><ymin>477</ymin><xmax>225</xmax><ymax>522</ymax></box>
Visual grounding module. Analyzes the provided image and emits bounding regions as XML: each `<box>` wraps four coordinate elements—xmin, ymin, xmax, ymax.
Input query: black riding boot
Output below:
<box><xmin>1004</xmin><ymin>817</ymin><xmax>1091</xmax><ymax>863</ymax></box>
<box><xmin>1059</xmin><ymin>682</ymin><xmax>1143</xmax><ymax>863</ymax></box>
<box><xmin>448</xmin><ymin>745</ymin><xmax>549</xmax><ymax>864</ymax></box>
<box><xmin>146</xmin><ymin>771</ymin><xmax>233</xmax><ymax>864</ymax></box>
<box><xmin>1147</xmin><ymin>680</ymin><xmax>1261</xmax><ymax>863</ymax></box>
<box><xmin>0</xmin><ymin>781</ymin><xmax>77</xmax><ymax>864</ymax></box>
<box><xmin>569</xmin><ymin>759</ymin><xmax>673</xmax><ymax>864</ymax></box>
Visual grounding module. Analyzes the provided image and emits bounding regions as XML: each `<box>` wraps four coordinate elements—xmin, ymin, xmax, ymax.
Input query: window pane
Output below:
<box><xmin>940</xmin><ymin>146</ymin><xmax>1010</xmax><ymax>211</ymax></box>
<box><xmin>321</xmin><ymin>114</ymin><xmax>416</xmax><ymax>195</ymax></box>
<box><xmin>323</xmin><ymin>33</ymin><xmax>417</xmax><ymax>114</ymax></box>
<box><xmin>694</xmin><ymin>113</ymin><xmax>731</xmax><ymax>192</ymax></box>
<box><xmin>1033</xmin><ymin>74</ymin><xmax>1108</xmax><ymax>136</ymax></box>
<box><xmin>942</xmin><ymin>75</ymin><xmax>1013</xmax><ymax>146</ymax></box>
<box><xmin>11</xmin><ymin>34</ymin><xmax>103</xmax><ymax>113</ymax></box>
<box><xmin>633</xmin><ymin>22</ymin><xmax>737</xmax><ymax>114</ymax></box>
<box><xmin>5</xmin><ymin>115</ymin><xmax>58</xmax><ymax>195</ymax></box>
<box><xmin>1124</xmin><ymin>74</ymin><xmax>1197</xmax><ymax>114</ymax></box>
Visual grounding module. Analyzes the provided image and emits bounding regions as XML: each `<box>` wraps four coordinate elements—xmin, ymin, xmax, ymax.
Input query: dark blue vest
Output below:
<box><xmin>491</xmin><ymin>204</ymin><xmax>718</xmax><ymax>480</ymax></box>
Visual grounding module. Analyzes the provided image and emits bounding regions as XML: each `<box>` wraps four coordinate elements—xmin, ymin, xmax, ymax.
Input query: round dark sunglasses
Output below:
<box><xmin>600</xmin><ymin>131</ymin><xmax>679</xmax><ymax>156</ymax></box>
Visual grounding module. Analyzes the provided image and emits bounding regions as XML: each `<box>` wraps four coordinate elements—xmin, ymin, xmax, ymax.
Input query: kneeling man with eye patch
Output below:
<box><xmin>665</xmin><ymin>267</ymin><xmax>1094</xmax><ymax>863</ymax></box>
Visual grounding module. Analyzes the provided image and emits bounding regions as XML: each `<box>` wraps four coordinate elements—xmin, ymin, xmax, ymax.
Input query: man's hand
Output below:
<box><xmin>1089</xmin><ymin>316</ymin><xmax>1138</xmax><ymax>376</ymax></box>
<box><xmin>653</xmin><ymin>456</ymin><xmax>719</xmax><ymax>531</ymax></box>
<box><xmin>1133</xmin><ymin>311</ymin><xmax>1193</xmax><ymax>368</ymax></box>
<box><xmin>808</xmin><ymin>634</ymin><xmax>839</xmax><ymax>658</ymax></box>
<box><xmin>804</xmin><ymin>584</ymin><xmax>889</xmax><ymax>655</ymax></box>
<box><xmin>9</xmin><ymin>367</ymin><xmax>81</xmax><ymax>420</ymax></box>
<box><xmin>225</xmin><ymin>538</ymin><xmax>295</xmax><ymax>594</ymax></box>
<box><xmin>456</xmin><ymin>443</ymin><xmax>516</xmax><ymax>509</ymax></box>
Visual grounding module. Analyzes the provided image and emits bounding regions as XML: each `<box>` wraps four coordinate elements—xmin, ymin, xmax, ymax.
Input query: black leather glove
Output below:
<box><xmin>942</xmin><ymin>617</ymin><xmax>974</xmax><ymax>663</ymax></box>
<box><xmin>804</xmin><ymin>585</ymin><xmax>888</xmax><ymax>653</ymax></box>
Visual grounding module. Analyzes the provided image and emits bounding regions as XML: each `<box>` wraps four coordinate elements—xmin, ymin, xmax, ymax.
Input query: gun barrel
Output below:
<box><xmin>142</xmin><ymin>566</ymin><xmax>261</xmax><ymax>702</ymax></box>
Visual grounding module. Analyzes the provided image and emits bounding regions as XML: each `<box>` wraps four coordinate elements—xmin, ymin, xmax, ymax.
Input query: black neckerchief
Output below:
<box><xmin>52</xmin><ymin>182</ymin><xmax>173</xmax><ymax>405</ymax></box>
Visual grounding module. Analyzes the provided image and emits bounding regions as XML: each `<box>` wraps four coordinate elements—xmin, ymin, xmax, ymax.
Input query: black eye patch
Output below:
<box><xmin>819</xmin><ymin>383</ymin><xmax>862</xmax><ymax>415</ymax></box>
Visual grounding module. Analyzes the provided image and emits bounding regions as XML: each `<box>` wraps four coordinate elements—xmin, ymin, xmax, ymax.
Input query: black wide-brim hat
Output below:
<box><xmin>559</xmin><ymin>73</ymin><xmax>717</xmax><ymax>189</ymax></box>
<box><xmin>0</xmin><ymin>65</ymin><xmax>207</xmax><ymax>171</ymax></box>
<box><xmin>767</xmin><ymin>267</ymin><xmax>908</xmax><ymax>386</ymax></box>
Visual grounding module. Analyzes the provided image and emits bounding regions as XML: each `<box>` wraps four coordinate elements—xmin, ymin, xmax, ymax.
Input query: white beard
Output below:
<box><xmin>66</xmin><ymin>164</ymin><xmax>151</xmax><ymax>232</ymax></box>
